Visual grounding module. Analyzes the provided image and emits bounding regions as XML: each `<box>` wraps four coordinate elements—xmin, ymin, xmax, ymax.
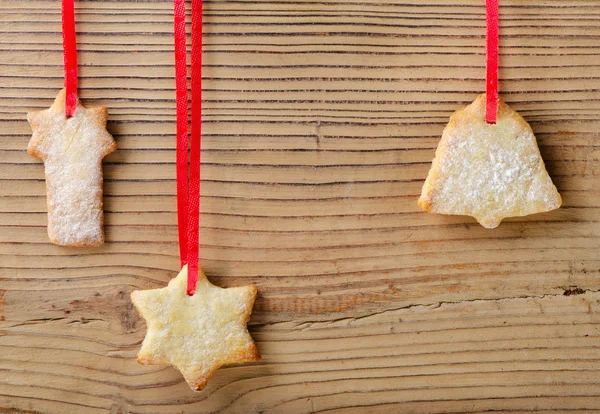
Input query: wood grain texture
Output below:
<box><xmin>1</xmin><ymin>0</ymin><xmax>600</xmax><ymax>412</ymax></box>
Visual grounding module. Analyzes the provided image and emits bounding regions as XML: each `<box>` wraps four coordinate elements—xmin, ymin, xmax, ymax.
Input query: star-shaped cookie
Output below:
<box><xmin>131</xmin><ymin>265</ymin><xmax>260</xmax><ymax>391</ymax></box>
<box><xmin>27</xmin><ymin>88</ymin><xmax>116</xmax><ymax>246</ymax></box>
<box><xmin>418</xmin><ymin>94</ymin><xmax>561</xmax><ymax>228</ymax></box>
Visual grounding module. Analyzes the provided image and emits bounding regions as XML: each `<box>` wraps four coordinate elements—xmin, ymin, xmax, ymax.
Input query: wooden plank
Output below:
<box><xmin>1</xmin><ymin>0</ymin><xmax>600</xmax><ymax>412</ymax></box>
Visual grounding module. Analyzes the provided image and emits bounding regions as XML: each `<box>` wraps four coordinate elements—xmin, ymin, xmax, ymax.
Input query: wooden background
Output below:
<box><xmin>1</xmin><ymin>0</ymin><xmax>600</xmax><ymax>412</ymax></box>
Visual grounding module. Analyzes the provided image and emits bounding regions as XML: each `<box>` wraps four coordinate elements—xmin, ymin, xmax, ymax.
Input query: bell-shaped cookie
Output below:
<box><xmin>418</xmin><ymin>94</ymin><xmax>561</xmax><ymax>228</ymax></box>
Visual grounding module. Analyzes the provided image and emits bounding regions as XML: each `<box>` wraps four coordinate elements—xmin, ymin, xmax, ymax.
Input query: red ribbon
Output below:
<box><xmin>485</xmin><ymin>0</ymin><xmax>499</xmax><ymax>124</ymax></box>
<box><xmin>173</xmin><ymin>0</ymin><xmax>202</xmax><ymax>295</ymax></box>
<box><xmin>187</xmin><ymin>0</ymin><xmax>203</xmax><ymax>296</ymax></box>
<box><xmin>62</xmin><ymin>0</ymin><xmax>78</xmax><ymax>117</ymax></box>
<box><xmin>173</xmin><ymin>0</ymin><xmax>188</xmax><ymax>269</ymax></box>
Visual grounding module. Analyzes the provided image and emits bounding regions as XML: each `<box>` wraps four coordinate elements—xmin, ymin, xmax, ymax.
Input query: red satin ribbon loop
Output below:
<box><xmin>174</xmin><ymin>0</ymin><xmax>202</xmax><ymax>295</ymax></box>
<box><xmin>62</xmin><ymin>0</ymin><xmax>78</xmax><ymax>117</ymax></box>
<box><xmin>485</xmin><ymin>0</ymin><xmax>499</xmax><ymax>124</ymax></box>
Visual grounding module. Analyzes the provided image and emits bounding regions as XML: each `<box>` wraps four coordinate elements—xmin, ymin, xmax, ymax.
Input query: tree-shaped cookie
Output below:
<box><xmin>418</xmin><ymin>94</ymin><xmax>561</xmax><ymax>228</ymax></box>
<box><xmin>27</xmin><ymin>89</ymin><xmax>117</xmax><ymax>246</ymax></box>
<box><xmin>131</xmin><ymin>265</ymin><xmax>260</xmax><ymax>391</ymax></box>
